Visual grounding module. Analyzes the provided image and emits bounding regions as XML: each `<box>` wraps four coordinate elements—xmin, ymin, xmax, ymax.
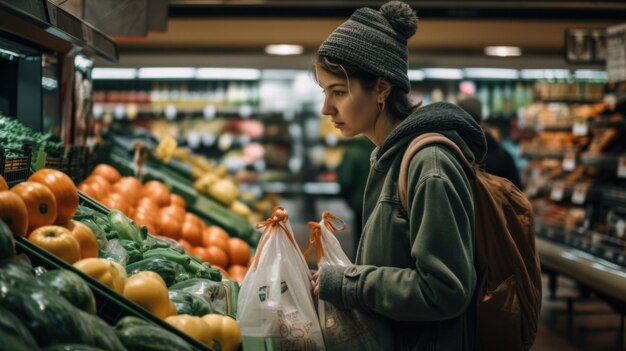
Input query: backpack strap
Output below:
<box><xmin>399</xmin><ymin>132</ymin><xmax>474</xmax><ymax>211</ymax></box>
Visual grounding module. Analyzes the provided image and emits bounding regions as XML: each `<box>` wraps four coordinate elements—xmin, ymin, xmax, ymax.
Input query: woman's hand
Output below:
<box><xmin>312</xmin><ymin>270</ymin><xmax>320</xmax><ymax>296</ymax></box>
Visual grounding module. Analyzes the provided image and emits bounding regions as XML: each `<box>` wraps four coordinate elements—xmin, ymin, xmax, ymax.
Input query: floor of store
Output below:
<box><xmin>281</xmin><ymin>197</ymin><xmax>625</xmax><ymax>351</ymax></box>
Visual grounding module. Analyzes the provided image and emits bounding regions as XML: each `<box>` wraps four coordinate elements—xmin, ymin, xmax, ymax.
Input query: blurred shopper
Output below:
<box><xmin>458</xmin><ymin>96</ymin><xmax>523</xmax><ymax>189</ymax></box>
<box><xmin>310</xmin><ymin>1</ymin><xmax>486</xmax><ymax>350</ymax></box>
<box><xmin>336</xmin><ymin>135</ymin><xmax>375</xmax><ymax>254</ymax></box>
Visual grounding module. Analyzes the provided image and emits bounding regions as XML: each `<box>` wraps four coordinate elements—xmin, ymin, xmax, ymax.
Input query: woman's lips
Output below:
<box><xmin>332</xmin><ymin>121</ymin><xmax>344</xmax><ymax>128</ymax></box>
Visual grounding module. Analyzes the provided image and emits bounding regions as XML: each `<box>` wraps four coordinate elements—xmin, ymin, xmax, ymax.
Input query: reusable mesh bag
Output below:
<box><xmin>237</xmin><ymin>206</ymin><xmax>325</xmax><ymax>350</ymax></box>
<box><xmin>306</xmin><ymin>211</ymin><xmax>394</xmax><ymax>351</ymax></box>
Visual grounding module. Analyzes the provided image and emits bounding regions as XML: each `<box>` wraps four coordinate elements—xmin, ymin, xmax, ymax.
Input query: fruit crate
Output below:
<box><xmin>46</xmin><ymin>146</ymin><xmax>89</xmax><ymax>184</ymax></box>
<box><xmin>0</xmin><ymin>143</ymin><xmax>33</xmax><ymax>187</ymax></box>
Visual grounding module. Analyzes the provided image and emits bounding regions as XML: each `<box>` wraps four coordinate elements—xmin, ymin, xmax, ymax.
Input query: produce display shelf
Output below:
<box><xmin>105</xmin><ymin>143</ymin><xmax>260</xmax><ymax>246</ymax></box>
<box><xmin>14</xmin><ymin>235</ymin><xmax>214</xmax><ymax>351</ymax></box>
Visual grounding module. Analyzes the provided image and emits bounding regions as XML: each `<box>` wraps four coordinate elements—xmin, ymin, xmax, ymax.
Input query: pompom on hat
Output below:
<box><xmin>317</xmin><ymin>1</ymin><xmax>418</xmax><ymax>93</ymax></box>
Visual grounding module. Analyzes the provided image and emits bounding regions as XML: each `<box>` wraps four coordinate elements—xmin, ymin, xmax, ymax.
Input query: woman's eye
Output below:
<box><xmin>333</xmin><ymin>91</ymin><xmax>345</xmax><ymax>97</ymax></box>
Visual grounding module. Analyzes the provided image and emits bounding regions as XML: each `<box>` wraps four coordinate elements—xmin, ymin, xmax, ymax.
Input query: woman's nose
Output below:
<box><xmin>321</xmin><ymin>97</ymin><xmax>335</xmax><ymax>116</ymax></box>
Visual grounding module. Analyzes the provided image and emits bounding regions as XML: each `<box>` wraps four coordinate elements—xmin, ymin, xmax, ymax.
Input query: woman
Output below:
<box><xmin>311</xmin><ymin>1</ymin><xmax>487</xmax><ymax>350</ymax></box>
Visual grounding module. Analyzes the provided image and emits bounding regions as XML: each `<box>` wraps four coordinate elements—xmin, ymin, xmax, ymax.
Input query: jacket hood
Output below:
<box><xmin>375</xmin><ymin>102</ymin><xmax>487</xmax><ymax>167</ymax></box>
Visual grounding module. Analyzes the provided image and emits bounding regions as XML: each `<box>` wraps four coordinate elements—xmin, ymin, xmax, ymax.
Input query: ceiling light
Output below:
<box><xmin>464</xmin><ymin>68</ymin><xmax>519</xmax><ymax>79</ymax></box>
<box><xmin>574</xmin><ymin>70</ymin><xmax>608</xmax><ymax>80</ymax></box>
<box><xmin>408</xmin><ymin>69</ymin><xmax>425</xmax><ymax>81</ymax></box>
<box><xmin>520</xmin><ymin>69</ymin><xmax>571</xmax><ymax>80</ymax></box>
<box><xmin>424</xmin><ymin>68</ymin><xmax>463</xmax><ymax>80</ymax></box>
<box><xmin>138</xmin><ymin>67</ymin><xmax>195</xmax><ymax>79</ymax></box>
<box><xmin>484</xmin><ymin>46</ymin><xmax>522</xmax><ymax>57</ymax></box>
<box><xmin>92</xmin><ymin>68</ymin><xmax>136</xmax><ymax>79</ymax></box>
<box><xmin>265</xmin><ymin>44</ymin><xmax>304</xmax><ymax>56</ymax></box>
<box><xmin>196</xmin><ymin>68</ymin><xmax>260</xmax><ymax>80</ymax></box>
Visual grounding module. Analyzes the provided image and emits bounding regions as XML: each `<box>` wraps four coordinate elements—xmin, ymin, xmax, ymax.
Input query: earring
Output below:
<box><xmin>377</xmin><ymin>98</ymin><xmax>386</xmax><ymax>113</ymax></box>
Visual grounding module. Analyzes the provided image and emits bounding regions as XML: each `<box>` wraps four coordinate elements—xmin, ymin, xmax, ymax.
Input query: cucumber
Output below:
<box><xmin>37</xmin><ymin>269</ymin><xmax>97</xmax><ymax>314</ymax></box>
<box><xmin>168</xmin><ymin>289</ymin><xmax>213</xmax><ymax>316</ymax></box>
<box><xmin>0</xmin><ymin>330</ymin><xmax>38</xmax><ymax>351</ymax></box>
<box><xmin>115</xmin><ymin>325</ymin><xmax>195</xmax><ymax>351</ymax></box>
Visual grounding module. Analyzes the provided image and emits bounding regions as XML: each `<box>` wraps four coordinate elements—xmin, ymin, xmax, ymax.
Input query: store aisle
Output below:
<box><xmin>533</xmin><ymin>275</ymin><xmax>624</xmax><ymax>351</ymax></box>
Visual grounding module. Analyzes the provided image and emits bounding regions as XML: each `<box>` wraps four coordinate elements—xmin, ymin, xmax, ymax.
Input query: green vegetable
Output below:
<box><xmin>0</xmin><ymin>218</ymin><xmax>16</xmax><ymax>259</ymax></box>
<box><xmin>169</xmin><ymin>278</ymin><xmax>235</xmax><ymax>317</ymax></box>
<box><xmin>115</xmin><ymin>325</ymin><xmax>195</xmax><ymax>351</ymax></box>
<box><xmin>0</xmin><ymin>114</ymin><xmax>63</xmax><ymax>157</ymax></box>
<box><xmin>118</xmin><ymin>240</ymin><xmax>143</xmax><ymax>264</ymax></box>
<box><xmin>0</xmin><ymin>305</ymin><xmax>39</xmax><ymax>350</ymax></box>
<box><xmin>108</xmin><ymin>210</ymin><xmax>142</xmax><ymax>244</ymax></box>
<box><xmin>187</xmin><ymin>255</ymin><xmax>222</xmax><ymax>282</ymax></box>
<box><xmin>0</xmin><ymin>329</ymin><xmax>39</xmax><ymax>351</ymax></box>
<box><xmin>168</xmin><ymin>290</ymin><xmax>213</xmax><ymax>316</ymax></box>
<box><xmin>125</xmin><ymin>256</ymin><xmax>188</xmax><ymax>287</ymax></box>
<box><xmin>98</xmin><ymin>239</ymin><xmax>129</xmax><ymax>266</ymax></box>
<box><xmin>140</xmin><ymin>235</ymin><xmax>182</xmax><ymax>253</ymax></box>
<box><xmin>141</xmin><ymin>248</ymin><xmax>191</xmax><ymax>267</ymax></box>
<box><xmin>37</xmin><ymin>269</ymin><xmax>97</xmax><ymax>314</ymax></box>
<box><xmin>41</xmin><ymin>345</ymin><xmax>105</xmax><ymax>351</ymax></box>
<box><xmin>77</xmin><ymin>310</ymin><xmax>127</xmax><ymax>351</ymax></box>
<box><xmin>114</xmin><ymin>316</ymin><xmax>152</xmax><ymax>331</ymax></box>
<box><xmin>0</xmin><ymin>280</ymin><xmax>95</xmax><ymax>347</ymax></box>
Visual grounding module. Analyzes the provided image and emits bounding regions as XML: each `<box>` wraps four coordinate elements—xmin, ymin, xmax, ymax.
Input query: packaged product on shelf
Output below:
<box><xmin>237</xmin><ymin>206</ymin><xmax>325</xmax><ymax>350</ymax></box>
<box><xmin>306</xmin><ymin>211</ymin><xmax>393</xmax><ymax>351</ymax></box>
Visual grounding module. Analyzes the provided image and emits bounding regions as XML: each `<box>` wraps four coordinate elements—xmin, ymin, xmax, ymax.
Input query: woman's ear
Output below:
<box><xmin>376</xmin><ymin>78</ymin><xmax>393</xmax><ymax>98</ymax></box>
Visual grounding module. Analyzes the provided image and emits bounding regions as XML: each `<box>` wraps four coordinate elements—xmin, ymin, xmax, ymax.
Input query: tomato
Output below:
<box><xmin>206</xmin><ymin>246</ymin><xmax>229</xmax><ymax>269</ymax></box>
<box><xmin>227</xmin><ymin>264</ymin><xmax>248</xmax><ymax>284</ymax></box>
<box><xmin>91</xmin><ymin>163</ymin><xmax>121</xmax><ymax>183</ymax></box>
<box><xmin>201</xmin><ymin>314</ymin><xmax>241</xmax><ymax>351</ymax></box>
<box><xmin>141</xmin><ymin>180</ymin><xmax>171</xmax><ymax>207</ymax></box>
<box><xmin>166</xmin><ymin>315</ymin><xmax>214</xmax><ymax>347</ymax></box>
<box><xmin>73</xmin><ymin>258</ymin><xmax>127</xmax><ymax>294</ymax></box>
<box><xmin>0</xmin><ymin>191</ymin><xmax>28</xmax><ymax>236</ymax></box>
<box><xmin>0</xmin><ymin>174</ymin><xmax>8</xmax><ymax>191</ymax></box>
<box><xmin>62</xmin><ymin>220</ymin><xmax>98</xmax><ymax>259</ymax></box>
<box><xmin>28</xmin><ymin>168</ymin><xmax>78</xmax><ymax>224</ymax></box>
<box><xmin>170</xmin><ymin>193</ymin><xmax>187</xmax><ymax>209</ymax></box>
<box><xmin>228</xmin><ymin>238</ymin><xmax>251</xmax><ymax>267</ymax></box>
<box><xmin>11</xmin><ymin>181</ymin><xmax>57</xmax><ymax>232</ymax></box>
<box><xmin>28</xmin><ymin>225</ymin><xmax>80</xmax><ymax>264</ymax></box>
<box><xmin>123</xmin><ymin>271</ymin><xmax>171</xmax><ymax>318</ymax></box>
<box><xmin>202</xmin><ymin>226</ymin><xmax>230</xmax><ymax>254</ymax></box>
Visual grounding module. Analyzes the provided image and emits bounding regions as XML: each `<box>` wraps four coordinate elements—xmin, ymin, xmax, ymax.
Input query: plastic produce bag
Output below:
<box><xmin>237</xmin><ymin>206</ymin><xmax>325</xmax><ymax>350</ymax></box>
<box><xmin>306</xmin><ymin>211</ymin><xmax>394</xmax><ymax>351</ymax></box>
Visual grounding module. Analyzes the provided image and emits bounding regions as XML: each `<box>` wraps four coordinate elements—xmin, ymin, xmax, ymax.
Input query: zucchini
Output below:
<box><xmin>0</xmin><ymin>330</ymin><xmax>38</xmax><ymax>351</ymax></box>
<box><xmin>0</xmin><ymin>218</ymin><xmax>15</xmax><ymax>259</ymax></box>
<box><xmin>115</xmin><ymin>325</ymin><xmax>195</xmax><ymax>351</ymax></box>
<box><xmin>125</xmin><ymin>256</ymin><xmax>187</xmax><ymax>287</ymax></box>
<box><xmin>37</xmin><ymin>269</ymin><xmax>97</xmax><ymax>314</ymax></box>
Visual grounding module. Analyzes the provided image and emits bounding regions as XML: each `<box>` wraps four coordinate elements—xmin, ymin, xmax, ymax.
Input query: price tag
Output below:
<box><xmin>571</xmin><ymin>184</ymin><xmax>589</xmax><ymax>204</ymax></box>
<box><xmin>562</xmin><ymin>151</ymin><xmax>576</xmax><ymax>171</ymax></box>
<box><xmin>165</xmin><ymin>104</ymin><xmax>177</xmax><ymax>120</ymax></box>
<box><xmin>604</xmin><ymin>250</ymin><xmax>614</xmax><ymax>260</ymax></box>
<box><xmin>618</xmin><ymin>254</ymin><xmax>625</xmax><ymax>264</ymax></box>
<box><xmin>81</xmin><ymin>24</ymin><xmax>93</xmax><ymax>46</ymax></box>
<box><xmin>618</xmin><ymin>156</ymin><xmax>626</xmax><ymax>178</ymax></box>
<box><xmin>203</xmin><ymin>104</ymin><xmax>216</xmax><ymax>119</ymax></box>
<box><xmin>572</xmin><ymin>120</ymin><xmax>588</xmax><ymax>136</ymax></box>
<box><xmin>550</xmin><ymin>182</ymin><xmax>565</xmax><ymax>202</ymax></box>
<box><xmin>545</xmin><ymin>229</ymin><xmax>555</xmax><ymax>238</ymax></box>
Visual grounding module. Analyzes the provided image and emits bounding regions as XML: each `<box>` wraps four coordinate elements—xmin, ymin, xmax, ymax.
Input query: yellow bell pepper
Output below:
<box><xmin>201</xmin><ymin>314</ymin><xmax>241</xmax><ymax>351</ymax></box>
<box><xmin>166</xmin><ymin>314</ymin><xmax>215</xmax><ymax>347</ymax></box>
<box><xmin>73</xmin><ymin>258</ymin><xmax>127</xmax><ymax>294</ymax></box>
<box><xmin>122</xmin><ymin>271</ymin><xmax>171</xmax><ymax>318</ymax></box>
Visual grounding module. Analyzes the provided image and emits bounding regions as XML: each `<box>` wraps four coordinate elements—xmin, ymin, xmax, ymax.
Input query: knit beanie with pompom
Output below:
<box><xmin>317</xmin><ymin>1</ymin><xmax>418</xmax><ymax>93</ymax></box>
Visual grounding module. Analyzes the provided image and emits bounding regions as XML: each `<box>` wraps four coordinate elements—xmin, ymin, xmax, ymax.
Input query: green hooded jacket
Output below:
<box><xmin>319</xmin><ymin>102</ymin><xmax>487</xmax><ymax>351</ymax></box>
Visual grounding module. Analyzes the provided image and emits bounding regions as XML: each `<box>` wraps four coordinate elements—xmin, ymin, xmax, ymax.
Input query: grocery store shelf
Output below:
<box><xmin>536</xmin><ymin>237</ymin><xmax>626</xmax><ymax>303</ymax></box>
<box><xmin>580</xmin><ymin>152</ymin><xmax>621</xmax><ymax>170</ymax></box>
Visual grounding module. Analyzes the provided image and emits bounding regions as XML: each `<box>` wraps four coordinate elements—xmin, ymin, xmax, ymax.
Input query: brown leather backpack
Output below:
<box><xmin>399</xmin><ymin>133</ymin><xmax>542</xmax><ymax>351</ymax></box>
